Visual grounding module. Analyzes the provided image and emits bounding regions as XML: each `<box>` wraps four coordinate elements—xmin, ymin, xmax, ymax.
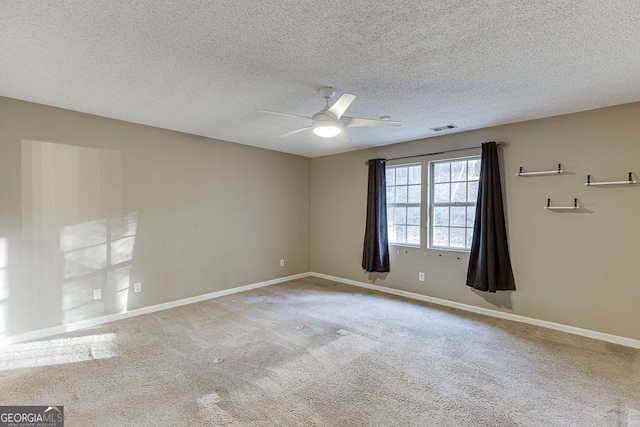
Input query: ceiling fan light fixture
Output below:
<box><xmin>313</xmin><ymin>124</ymin><xmax>341</xmax><ymax>138</ymax></box>
<box><xmin>257</xmin><ymin>88</ymin><xmax>401</xmax><ymax>140</ymax></box>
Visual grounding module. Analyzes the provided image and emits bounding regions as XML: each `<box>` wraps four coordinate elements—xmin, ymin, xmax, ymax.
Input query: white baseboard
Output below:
<box><xmin>310</xmin><ymin>272</ymin><xmax>640</xmax><ymax>350</ymax></box>
<box><xmin>0</xmin><ymin>272</ymin><xmax>311</xmax><ymax>347</ymax></box>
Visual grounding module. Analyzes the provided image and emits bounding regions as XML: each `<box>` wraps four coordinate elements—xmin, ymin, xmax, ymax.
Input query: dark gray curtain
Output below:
<box><xmin>466</xmin><ymin>142</ymin><xmax>516</xmax><ymax>292</ymax></box>
<box><xmin>362</xmin><ymin>159</ymin><xmax>390</xmax><ymax>272</ymax></box>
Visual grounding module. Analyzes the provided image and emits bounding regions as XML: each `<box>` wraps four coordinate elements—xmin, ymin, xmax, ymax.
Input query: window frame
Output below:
<box><xmin>386</xmin><ymin>162</ymin><xmax>422</xmax><ymax>248</ymax></box>
<box><xmin>427</xmin><ymin>155</ymin><xmax>481</xmax><ymax>252</ymax></box>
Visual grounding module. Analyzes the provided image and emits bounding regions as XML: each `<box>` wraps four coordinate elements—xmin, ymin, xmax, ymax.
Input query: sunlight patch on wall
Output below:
<box><xmin>110</xmin><ymin>213</ymin><xmax>138</xmax><ymax>266</ymax></box>
<box><xmin>20</xmin><ymin>140</ymin><xmax>137</xmax><ymax>333</ymax></box>
<box><xmin>0</xmin><ymin>238</ymin><xmax>7</xmax><ymax>300</ymax></box>
<box><xmin>0</xmin><ymin>238</ymin><xmax>7</xmax><ymax>270</ymax></box>
<box><xmin>60</xmin><ymin>214</ymin><xmax>138</xmax><ymax>323</ymax></box>
<box><xmin>62</xmin><ymin>276</ymin><xmax>104</xmax><ymax>323</ymax></box>
<box><xmin>109</xmin><ymin>265</ymin><xmax>133</xmax><ymax>313</ymax></box>
<box><xmin>0</xmin><ymin>304</ymin><xmax>5</xmax><ymax>339</ymax></box>
<box><xmin>61</xmin><ymin>219</ymin><xmax>108</xmax><ymax>280</ymax></box>
<box><xmin>0</xmin><ymin>333</ymin><xmax>118</xmax><ymax>371</ymax></box>
<box><xmin>0</xmin><ymin>238</ymin><xmax>7</xmax><ymax>337</ymax></box>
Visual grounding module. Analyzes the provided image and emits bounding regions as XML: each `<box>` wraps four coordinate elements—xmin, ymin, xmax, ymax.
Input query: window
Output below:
<box><xmin>386</xmin><ymin>163</ymin><xmax>421</xmax><ymax>246</ymax></box>
<box><xmin>429</xmin><ymin>157</ymin><xmax>480</xmax><ymax>251</ymax></box>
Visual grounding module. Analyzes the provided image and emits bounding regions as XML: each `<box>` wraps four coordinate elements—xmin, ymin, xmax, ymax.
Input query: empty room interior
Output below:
<box><xmin>1</xmin><ymin>2</ymin><xmax>640</xmax><ymax>426</ymax></box>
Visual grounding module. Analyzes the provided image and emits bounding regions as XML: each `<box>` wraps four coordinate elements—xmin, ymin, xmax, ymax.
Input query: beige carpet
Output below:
<box><xmin>1</xmin><ymin>277</ymin><xmax>639</xmax><ymax>426</ymax></box>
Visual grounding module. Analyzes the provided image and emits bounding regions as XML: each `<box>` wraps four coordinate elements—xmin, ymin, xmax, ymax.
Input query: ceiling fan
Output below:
<box><xmin>257</xmin><ymin>87</ymin><xmax>401</xmax><ymax>139</ymax></box>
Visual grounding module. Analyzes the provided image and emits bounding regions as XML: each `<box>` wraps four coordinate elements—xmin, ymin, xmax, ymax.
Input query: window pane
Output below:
<box><xmin>386</xmin><ymin>186</ymin><xmax>395</xmax><ymax>204</ymax></box>
<box><xmin>466</xmin><ymin>228</ymin><xmax>474</xmax><ymax>248</ymax></box>
<box><xmin>434</xmin><ymin>163</ymin><xmax>450</xmax><ymax>183</ymax></box>
<box><xmin>388</xmin><ymin>163</ymin><xmax>424</xmax><ymax>245</ymax></box>
<box><xmin>386</xmin><ymin>168</ymin><xmax>396</xmax><ymax>186</ymax></box>
<box><xmin>396</xmin><ymin>186</ymin><xmax>408</xmax><ymax>203</ymax></box>
<box><xmin>387</xmin><ymin>207</ymin><xmax>394</xmax><ymax>225</ymax></box>
<box><xmin>451</xmin><ymin>182</ymin><xmax>466</xmax><ymax>202</ymax></box>
<box><xmin>396</xmin><ymin>167</ymin><xmax>408</xmax><ymax>185</ymax></box>
<box><xmin>408</xmin><ymin>165</ymin><xmax>421</xmax><ymax>184</ymax></box>
<box><xmin>433</xmin><ymin>227</ymin><xmax>449</xmax><ymax>247</ymax></box>
<box><xmin>467</xmin><ymin>181</ymin><xmax>478</xmax><ymax>202</ymax></box>
<box><xmin>466</xmin><ymin>206</ymin><xmax>476</xmax><ymax>227</ymax></box>
<box><xmin>450</xmin><ymin>206</ymin><xmax>466</xmax><ymax>227</ymax></box>
<box><xmin>394</xmin><ymin>207</ymin><xmax>407</xmax><ymax>225</ymax></box>
<box><xmin>451</xmin><ymin>161</ymin><xmax>467</xmax><ymax>182</ymax></box>
<box><xmin>450</xmin><ymin>228</ymin><xmax>466</xmax><ymax>248</ymax></box>
<box><xmin>407</xmin><ymin>207</ymin><xmax>420</xmax><ymax>225</ymax></box>
<box><xmin>428</xmin><ymin>156</ymin><xmax>479</xmax><ymax>251</ymax></box>
<box><xmin>407</xmin><ymin>226</ymin><xmax>420</xmax><ymax>245</ymax></box>
<box><xmin>468</xmin><ymin>159</ymin><xmax>481</xmax><ymax>181</ymax></box>
<box><xmin>408</xmin><ymin>185</ymin><xmax>421</xmax><ymax>203</ymax></box>
<box><xmin>434</xmin><ymin>183</ymin><xmax>450</xmax><ymax>203</ymax></box>
<box><xmin>394</xmin><ymin>225</ymin><xmax>407</xmax><ymax>243</ymax></box>
<box><xmin>433</xmin><ymin>207</ymin><xmax>449</xmax><ymax>226</ymax></box>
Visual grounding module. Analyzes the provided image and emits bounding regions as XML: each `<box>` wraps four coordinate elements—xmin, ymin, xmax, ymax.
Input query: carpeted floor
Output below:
<box><xmin>1</xmin><ymin>277</ymin><xmax>639</xmax><ymax>426</ymax></box>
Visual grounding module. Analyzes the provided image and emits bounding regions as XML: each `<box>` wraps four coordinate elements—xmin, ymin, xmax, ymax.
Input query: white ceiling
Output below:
<box><xmin>2</xmin><ymin>1</ymin><xmax>639</xmax><ymax>158</ymax></box>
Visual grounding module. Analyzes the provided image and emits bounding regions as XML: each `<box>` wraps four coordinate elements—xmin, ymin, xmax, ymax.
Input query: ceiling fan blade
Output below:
<box><xmin>279</xmin><ymin>127</ymin><xmax>311</xmax><ymax>137</ymax></box>
<box><xmin>257</xmin><ymin>109</ymin><xmax>312</xmax><ymax>120</ymax></box>
<box><xmin>342</xmin><ymin>116</ymin><xmax>401</xmax><ymax>128</ymax></box>
<box><xmin>327</xmin><ymin>94</ymin><xmax>356</xmax><ymax>119</ymax></box>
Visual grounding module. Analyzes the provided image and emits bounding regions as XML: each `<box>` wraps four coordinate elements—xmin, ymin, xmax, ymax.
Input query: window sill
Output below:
<box><xmin>428</xmin><ymin>246</ymin><xmax>471</xmax><ymax>253</ymax></box>
<box><xmin>390</xmin><ymin>243</ymin><xmax>421</xmax><ymax>249</ymax></box>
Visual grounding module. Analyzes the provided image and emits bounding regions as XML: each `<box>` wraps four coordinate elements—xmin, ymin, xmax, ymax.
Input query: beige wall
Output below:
<box><xmin>2</xmin><ymin>95</ymin><xmax>639</xmax><ymax>343</ymax></box>
<box><xmin>0</xmin><ymin>97</ymin><xmax>310</xmax><ymax>337</ymax></box>
<box><xmin>311</xmin><ymin>102</ymin><xmax>640</xmax><ymax>340</ymax></box>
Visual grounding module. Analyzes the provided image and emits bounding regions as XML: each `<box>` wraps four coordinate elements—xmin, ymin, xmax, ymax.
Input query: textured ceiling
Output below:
<box><xmin>2</xmin><ymin>1</ymin><xmax>639</xmax><ymax>158</ymax></box>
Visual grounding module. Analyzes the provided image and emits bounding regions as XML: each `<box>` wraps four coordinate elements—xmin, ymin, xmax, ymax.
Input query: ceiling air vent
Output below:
<box><xmin>430</xmin><ymin>124</ymin><xmax>457</xmax><ymax>132</ymax></box>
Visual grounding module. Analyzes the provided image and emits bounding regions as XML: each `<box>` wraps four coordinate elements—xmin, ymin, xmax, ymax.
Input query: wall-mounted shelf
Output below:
<box><xmin>585</xmin><ymin>172</ymin><xmax>637</xmax><ymax>186</ymax></box>
<box><xmin>517</xmin><ymin>164</ymin><xmax>563</xmax><ymax>176</ymax></box>
<box><xmin>545</xmin><ymin>198</ymin><xmax>579</xmax><ymax>210</ymax></box>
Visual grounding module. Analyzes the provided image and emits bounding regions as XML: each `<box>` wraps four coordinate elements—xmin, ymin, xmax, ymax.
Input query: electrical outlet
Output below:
<box><xmin>279</xmin><ymin>259</ymin><xmax>285</xmax><ymax>267</ymax></box>
<box><xmin>93</xmin><ymin>289</ymin><xmax>102</xmax><ymax>300</ymax></box>
<box><xmin>134</xmin><ymin>282</ymin><xmax>142</xmax><ymax>293</ymax></box>
<box><xmin>419</xmin><ymin>272</ymin><xmax>425</xmax><ymax>281</ymax></box>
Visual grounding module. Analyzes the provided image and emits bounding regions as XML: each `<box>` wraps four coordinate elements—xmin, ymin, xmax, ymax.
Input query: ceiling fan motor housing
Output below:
<box><xmin>312</xmin><ymin>111</ymin><xmax>341</xmax><ymax>127</ymax></box>
<box><xmin>312</xmin><ymin>111</ymin><xmax>339</xmax><ymax>124</ymax></box>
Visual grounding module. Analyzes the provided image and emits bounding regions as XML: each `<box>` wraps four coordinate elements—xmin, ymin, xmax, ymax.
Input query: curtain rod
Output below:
<box><xmin>364</xmin><ymin>142</ymin><xmax>504</xmax><ymax>164</ymax></box>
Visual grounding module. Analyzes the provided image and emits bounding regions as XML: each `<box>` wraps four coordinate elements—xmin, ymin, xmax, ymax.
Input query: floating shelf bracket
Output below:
<box><xmin>545</xmin><ymin>198</ymin><xmax>579</xmax><ymax>210</ymax></box>
<box><xmin>517</xmin><ymin>164</ymin><xmax>563</xmax><ymax>176</ymax></box>
<box><xmin>585</xmin><ymin>172</ymin><xmax>637</xmax><ymax>186</ymax></box>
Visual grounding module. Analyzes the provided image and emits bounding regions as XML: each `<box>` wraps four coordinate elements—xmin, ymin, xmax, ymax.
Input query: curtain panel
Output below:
<box><xmin>362</xmin><ymin>159</ymin><xmax>390</xmax><ymax>273</ymax></box>
<box><xmin>466</xmin><ymin>142</ymin><xmax>516</xmax><ymax>292</ymax></box>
